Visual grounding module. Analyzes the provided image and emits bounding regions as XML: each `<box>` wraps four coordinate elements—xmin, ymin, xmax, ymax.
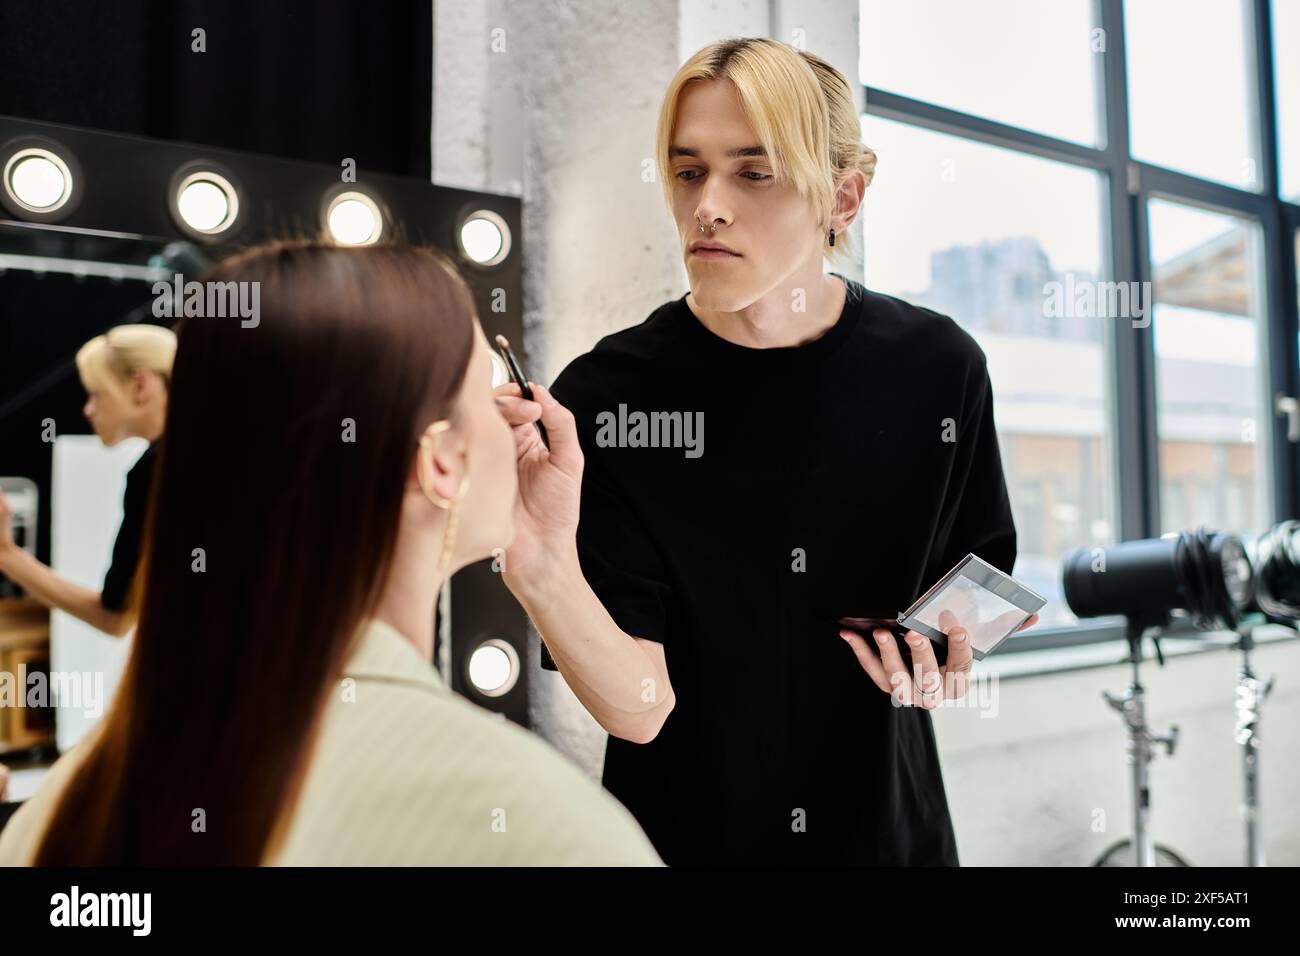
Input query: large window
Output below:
<box><xmin>860</xmin><ymin>0</ymin><xmax>1100</xmax><ymax>145</ymax></box>
<box><xmin>1125</xmin><ymin>0</ymin><xmax>1261</xmax><ymax>189</ymax></box>
<box><xmin>1149</xmin><ymin>200</ymin><xmax>1269</xmax><ymax>533</ymax></box>
<box><xmin>860</xmin><ymin>118</ymin><xmax>1111</xmax><ymax>627</ymax></box>
<box><xmin>860</xmin><ymin>0</ymin><xmax>1300</xmax><ymax>647</ymax></box>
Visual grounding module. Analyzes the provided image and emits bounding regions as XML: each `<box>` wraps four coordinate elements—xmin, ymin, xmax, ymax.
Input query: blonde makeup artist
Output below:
<box><xmin>494</xmin><ymin>38</ymin><xmax>1036</xmax><ymax>866</ymax></box>
<box><xmin>0</xmin><ymin>324</ymin><xmax>175</xmax><ymax>637</ymax></box>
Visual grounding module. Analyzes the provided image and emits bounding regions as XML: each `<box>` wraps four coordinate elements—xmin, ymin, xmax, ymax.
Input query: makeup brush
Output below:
<box><xmin>494</xmin><ymin>334</ymin><xmax>549</xmax><ymax>448</ymax></box>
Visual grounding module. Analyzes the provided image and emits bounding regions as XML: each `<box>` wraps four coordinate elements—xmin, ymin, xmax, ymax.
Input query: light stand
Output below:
<box><xmin>1232</xmin><ymin>621</ymin><xmax>1277</xmax><ymax>866</ymax></box>
<box><xmin>1094</xmin><ymin>616</ymin><xmax>1190</xmax><ymax>867</ymax></box>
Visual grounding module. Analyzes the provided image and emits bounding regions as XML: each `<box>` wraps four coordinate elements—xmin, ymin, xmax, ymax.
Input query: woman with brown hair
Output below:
<box><xmin>0</xmin><ymin>240</ymin><xmax>659</xmax><ymax>865</ymax></box>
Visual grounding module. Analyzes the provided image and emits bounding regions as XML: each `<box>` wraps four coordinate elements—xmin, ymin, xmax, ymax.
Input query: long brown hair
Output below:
<box><xmin>35</xmin><ymin>240</ymin><xmax>477</xmax><ymax>864</ymax></box>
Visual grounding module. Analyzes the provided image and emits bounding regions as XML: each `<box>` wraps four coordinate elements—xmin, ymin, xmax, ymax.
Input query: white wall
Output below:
<box><xmin>49</xmin><ymin>435</ymin><xmax>143</xmax><ymax>752</ymax></box>
<box><xmin>942</xmin><ymin>635</ymin><xmax>1299</xmax><ymax>866</ymax></box>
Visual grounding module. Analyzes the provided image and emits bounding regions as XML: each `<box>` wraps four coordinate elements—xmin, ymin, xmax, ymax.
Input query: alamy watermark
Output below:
<box><xmin>1042</xmin><ymin>277</ymin><xmax>1152</xmax><ymax>328</ymax></box>
<box><xmin>0</xmin><ymin>666</ymin><xmax>104</xmax><ymax>718</ymax></box>
<box><xmin>50</xmin><ymin>885</ymin><xmax>151</xmax><ymax>936</ymax></box>
<box><xmin>891</xmin><ymin>668</ymin><xmax>1001</xmax><ymax>718</ymax></box>
<box><xmin>152</xmin><ymin>273</ymin><xmax>260</xmax><ymax>328</ymax></box>
<box><xmin>595</xmin><ymin>404</ymin><xmax>704</xmax><ymax>459</ymax></box>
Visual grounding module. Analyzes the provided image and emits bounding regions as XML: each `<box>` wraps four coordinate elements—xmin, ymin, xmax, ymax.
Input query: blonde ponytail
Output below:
<box><xmin>76</xmin><ymin>324</ymin><xmax>177</xmax><ymax>397</ymax></box>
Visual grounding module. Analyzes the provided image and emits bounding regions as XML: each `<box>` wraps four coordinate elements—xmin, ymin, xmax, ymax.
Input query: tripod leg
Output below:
<box><xmin>1243</xmin><ymin>741</ymin><xmax>1263</xmax><ymax>866</ymax></box>
<box><xmin>1132</xmin><ymin>693</ymin><xmax>1155</xmax><ymax>868</ymax></box>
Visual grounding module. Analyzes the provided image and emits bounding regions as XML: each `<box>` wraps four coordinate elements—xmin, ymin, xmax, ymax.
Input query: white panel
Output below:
<box><xmin>49</xmin><ymin>435</ymin><xmax>146</xmax><ymax>753</ymax></box>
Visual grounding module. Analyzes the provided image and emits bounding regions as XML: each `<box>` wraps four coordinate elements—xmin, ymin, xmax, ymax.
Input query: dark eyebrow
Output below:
<box><xmin>669</xmin><ymin>144</ymin><xmax>767</xmax><ymax>159</ymax></box>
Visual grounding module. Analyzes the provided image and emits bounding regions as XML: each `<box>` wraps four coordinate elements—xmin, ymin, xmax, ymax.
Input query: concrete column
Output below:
<box><xmin>434</xmin><ymin>0</ymin><xmax>684</xmax><ymax>777</ymax></box>
<box><xmin>432</xmin><ymin>0</ymin><xmax>865</xmax><ymax>780</ymax></box>
<box><xmin>432</xmin><ymin>0</ymin><xmax>524</xmax><ymax>195</ymax></box>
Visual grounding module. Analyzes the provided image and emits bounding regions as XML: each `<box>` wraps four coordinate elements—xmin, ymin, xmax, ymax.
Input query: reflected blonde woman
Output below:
<box><xmin>0</xmin><ymin>324</ymin><xmax>175</xmax><ymax>637</ymax></box>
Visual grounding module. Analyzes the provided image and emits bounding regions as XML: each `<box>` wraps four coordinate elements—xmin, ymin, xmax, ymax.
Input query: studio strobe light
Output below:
<box><xmin>1244</xmin><ymin>520</ymin><xmax>1300</xmax><ymax>622</ymax></box>
<box><xmin>1063</xmin><ymin>530</ymin><xmax>1252</xmax><ymax>633</ymax></box>
<box><xmin>1062</xmin><ymin>529</ymin><xmax>1254</xmax><ymax>868</ymax></box>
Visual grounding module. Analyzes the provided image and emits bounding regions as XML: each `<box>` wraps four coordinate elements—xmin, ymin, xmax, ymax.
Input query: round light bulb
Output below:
<box><xmin>9</xmin><ymin>153</ymin><xmax>69</xmax><ymax>209</ymax></box>
<box><xmin>326</xmin><ymin>193</ymin><xmax>382</xmax><ymax>245</ymax></box>
<box><xmin>178</xmin><ymin>179</ymin><xmax>232</xmax><ymax>233</ymax></box>
<box><xmin>467</xmin><ymin>639</ymin><xmax>519</xmax><ymax>697</ymax></box>
<box><xmin>458</xmin><ymin>209</ymin><xmax>511</xmax><ymax>266</ymax></box>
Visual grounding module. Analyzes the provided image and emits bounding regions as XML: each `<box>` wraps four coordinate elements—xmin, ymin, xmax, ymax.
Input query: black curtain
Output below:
<box><xmin>0</xmin><ymin>0</ymin><xmax>432</xmax><ymax>178</ymax></box>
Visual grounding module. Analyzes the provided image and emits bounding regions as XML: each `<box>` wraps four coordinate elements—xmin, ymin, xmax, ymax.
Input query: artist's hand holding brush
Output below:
<box><xmin>493</xmin><ymin>372</ymin><xmax>582</xmax><ymax>584</ymax></box>
<box><xmin>492</xmin><ymin>339</ymin><xmax>675</xmax><ymax>742</ymax></box>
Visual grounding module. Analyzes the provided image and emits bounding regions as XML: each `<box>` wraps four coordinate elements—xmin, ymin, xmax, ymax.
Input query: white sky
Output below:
<box><xmin>860</xmin><ymin>0</ymin><xmax>1099</xmax><ymax>145</ymax></box>
<box><xmin>859</xmin><ymin>115</ymin><xmax>1104</xmax><ymax>292</ymax></box>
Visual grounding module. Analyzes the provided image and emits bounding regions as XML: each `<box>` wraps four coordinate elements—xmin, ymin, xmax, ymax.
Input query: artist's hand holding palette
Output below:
<box><xmin>840</xmin><ymin>553</ymin><xmax>1047</xmax><ymax>662</ymax></box>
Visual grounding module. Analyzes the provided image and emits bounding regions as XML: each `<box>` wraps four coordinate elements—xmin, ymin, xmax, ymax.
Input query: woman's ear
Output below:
<box><xmin>129</xmin><ymin>368</ymin><xmax>163</xmax><ymax>407</ymax></box>
<box><xmin>129</xmin><ymin>369</ymin><xmax>151</xmax><ymax>406</ymax></box>
<box><xmin>415</xmin><ymin>420</ymin><xmax>467</xmax><ymax>507</ymax></box>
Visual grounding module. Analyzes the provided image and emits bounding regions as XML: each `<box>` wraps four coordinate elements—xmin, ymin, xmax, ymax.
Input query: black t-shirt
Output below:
<box><xmin>100</xmin><ymin>442</ymin><xmax>156</xmax><ymax>613</ymax></box>
<box><xmin>547</xmin><ymin>273</ymin><xmax>1017</xmax><ymax>866</ymax></box>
